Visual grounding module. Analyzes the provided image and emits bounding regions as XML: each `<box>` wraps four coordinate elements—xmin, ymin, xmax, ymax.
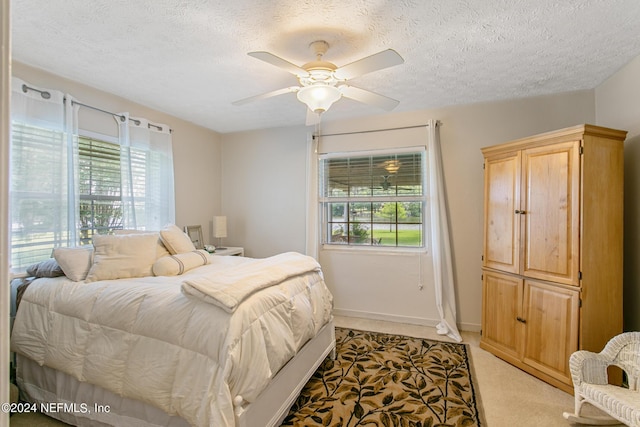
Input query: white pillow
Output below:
<box><xmin>85</xmin><ymin>234</ymin><xmax>159</xmax><ymax>283</ymax></box>
<box><xmin>159</xmin><ymin>224</ymin><xmax>196</xmax><ymax>254</ymax></box>
<box><xmin>114</xmin><ymin>229</ymin><xmax>171</xmax><ymax>259</ymax></box>
<box><xmin>152</xmin><ymin>250</ymin><xmax>210</xmax><ymax>276</ymax></box>
<box><xmin>53</xmin><ymin>247</ymin><xmax>94</xmax><ymax>282</ymax></box>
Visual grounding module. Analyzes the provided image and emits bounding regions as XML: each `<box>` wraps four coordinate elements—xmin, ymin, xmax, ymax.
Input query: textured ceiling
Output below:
<box><xmin>10</xmin><ymin>0</ymin><xmax>640</xmax><ymax>134</ymax></box>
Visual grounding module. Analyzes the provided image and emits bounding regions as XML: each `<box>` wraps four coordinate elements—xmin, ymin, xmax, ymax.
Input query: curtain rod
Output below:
<box><xmin>313</xmin><ymin>122</ymin><xmax>440</xmax><ymax>139</ymax></box>
<box><xmin>21</xmin><ymin>84</ymin><xmax>171</xmax><ymax>133</ymax></box>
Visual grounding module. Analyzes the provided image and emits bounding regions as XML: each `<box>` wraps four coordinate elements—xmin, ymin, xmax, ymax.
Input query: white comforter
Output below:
<box><xmin>10</xmin><ymin>254</ymin><xmax>333</xmax><ymax>427</ymax></box>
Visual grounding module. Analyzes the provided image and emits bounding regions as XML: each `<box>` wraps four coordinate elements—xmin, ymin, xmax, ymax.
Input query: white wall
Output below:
<box><xmin>11</xmin><ymin>62</ymin><xmax>223</xmax><ymax>242</ymax></box>
<box><xmin>221</xmin><ymin>126</ymin><xmax>310</xmax><ymax>256</ymax></box>
<box><xmin>595</xmin><ymin>54</ymin><xmax>640</xmax><ymax>331</ymax></box>
<box><xmin>221</xmin><ymin>90</ymin><xmax>596</xmax><ymax>331</ymax></box>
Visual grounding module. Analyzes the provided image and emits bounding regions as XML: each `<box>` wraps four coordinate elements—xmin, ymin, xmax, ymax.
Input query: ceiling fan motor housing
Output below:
<box><xmin>297</xmin><ymin>41</ymin><xmax>344</xmax><ymax>113</ymax></box>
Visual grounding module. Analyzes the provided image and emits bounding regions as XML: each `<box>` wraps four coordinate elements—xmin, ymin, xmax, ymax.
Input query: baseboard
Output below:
<box><xmin>333</xmin><ymin>308</ymin><xmax>481</xmax><ymax>333</ymax></box>
<box><xmin>333</xmin><ymin>308</ymin><xmax>440</xmax><ymax>327</ymax></box>
<box><xmin>458</xmin><ymin>322</ymin><xmax>482</xmax><ymax>333</ymax></box>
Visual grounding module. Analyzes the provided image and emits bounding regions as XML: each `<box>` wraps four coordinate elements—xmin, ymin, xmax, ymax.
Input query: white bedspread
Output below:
<box><xmin>10</xmin><ymin>254</ymin><xmax>333</xmax><ymax>427</ymax></box>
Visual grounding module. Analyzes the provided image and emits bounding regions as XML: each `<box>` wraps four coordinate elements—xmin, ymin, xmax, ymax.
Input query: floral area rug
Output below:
<box><xmin>282</xmin><ymin>328</ymin><xmax>485</xmax><ymax>427</ymax></box>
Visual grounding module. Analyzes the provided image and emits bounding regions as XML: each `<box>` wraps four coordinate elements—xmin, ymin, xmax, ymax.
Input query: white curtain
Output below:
<box><xmin>305</xmin><ymin>131</ymin><xmax>319</xmax><ymax>259</ymax></box>
<box><xmin>9</xmin><ymin>77</ymin><xmax>79</xmax><ymax>268</ymax></box>
<box><xmin>116</xmin><ymin>115</ymin><xmax>175</xmax><ymax>230</ymax></box>
<box><xmin>64</xmin><ymin>95</ymin><xmax>80</xmax><ymax>245</ymax></box>
<box><xmin>427</xmin><ymin>119</ymin><xmax>462</xmax><ymax>342</ymax></box>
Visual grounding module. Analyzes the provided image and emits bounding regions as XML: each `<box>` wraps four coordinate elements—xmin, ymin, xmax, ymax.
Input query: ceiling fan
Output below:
<box><xmin>232</xmin><ymin>40</ymin><xmax>404</xmax><ymax>124</ymax></box>
<box><xmin>380</xmin><ymin>175</ymin><xmax>393</xmax><ymax>191</ymax></box>
<box><xmin>373</xmin><ymin>175</ymin><xmax>410</xmax><ymax>192</ymax></box>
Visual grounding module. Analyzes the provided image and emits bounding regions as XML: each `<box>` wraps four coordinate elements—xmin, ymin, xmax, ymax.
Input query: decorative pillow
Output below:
<box><xmin>26</xmin><ymin>258</ymin><xmax>65</xmax><ymax>278</ymax></box>
<box><xmin>53</xmin><ymin>247</ymin><xmax>94</xmax><ymax>282</ymax></box>
<box><xmin>114</xmin><ymin>229</ymin><xmax>171</xmax><ymax>259</ymax></box>
<box><xmin>152</xmin><ymin>250</ymin><xmax>210</xmax><ymax>276</ymax></box>
<box><xmin>85</xmin><ymin>233</ymin><xmax>159</xmax><ymax>283</ymax></box>
<box><xmin>159</xmin><ymin>224</ymin><xmax>196</xmax><ymax>254</ymax></box>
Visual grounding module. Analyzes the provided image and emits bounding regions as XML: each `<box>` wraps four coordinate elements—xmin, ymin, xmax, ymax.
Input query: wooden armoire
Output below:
<box><xmin>480</xmin><ymin>124</ymin><xmax>627</xmax><ymax>394</ymax></box>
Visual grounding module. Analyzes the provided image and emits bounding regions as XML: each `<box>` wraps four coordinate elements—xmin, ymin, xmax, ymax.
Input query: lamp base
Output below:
<box><xmin>216</xmin><ymin>238</ymin><xmax>226</xmax><ymax>250</ymax></box>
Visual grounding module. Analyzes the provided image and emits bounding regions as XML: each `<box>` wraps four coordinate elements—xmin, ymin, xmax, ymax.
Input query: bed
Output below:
<box><xmin>10</xmin><ymin>228</ymin><xmax>335</xmax><ymax>427</ymax></box>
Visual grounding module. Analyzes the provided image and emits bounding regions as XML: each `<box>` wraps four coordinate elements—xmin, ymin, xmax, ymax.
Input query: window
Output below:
<box><xmin>10</xmin><ymin>79</ymin><xmax>175</xmax><ymax>271</ymax></box>
<box><xmin>78</xmin><ymin>135</ymin><xmax>123</xmax><ymax>244</ymax></box>
<box><xmin>320</xmin><ymin>149</ymin><xmax>426</xmax><ymax>248</ymax></box>
<box><xmin>10</xmin><ymin>129</ymin><xmax>126</xmax><ymax>268</ymax></box>
<box><xmin>10</xmin><ymin>124</ymin><xmax>174</xmax><ymax>270</ymax></box>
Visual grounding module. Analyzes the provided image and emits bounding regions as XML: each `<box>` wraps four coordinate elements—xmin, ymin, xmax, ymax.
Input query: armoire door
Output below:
<box><xmin>521</xmin><ymin>280</ymin><xmax>579</xmax><ymax>384</ymax></box>
<box><xmin>481</xmin><ymin>270</ymin><xmax>523</xmax><ymax>359</ymax></box>
<box><xmin>520</xmin><ymin>141</ymin><xmax>581</xmax><ymax>285</ymax></box>
<box><xmin>483</xmin><ymin>152</ymin><xmax>521</xmax><ymax>274</ymax></box>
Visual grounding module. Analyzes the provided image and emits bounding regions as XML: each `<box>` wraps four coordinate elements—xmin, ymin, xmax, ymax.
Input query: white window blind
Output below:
<box><xmin>78</xmin><ymin>136</ymin><xmax>123</xmax><ymax>244</ymax></box>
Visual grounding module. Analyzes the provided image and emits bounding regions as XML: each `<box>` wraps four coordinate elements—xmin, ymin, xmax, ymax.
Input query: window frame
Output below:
<box><xmin>319</xmin><ymin>147</ymin><xmax>428</xmax><ymax>253</ymax></box>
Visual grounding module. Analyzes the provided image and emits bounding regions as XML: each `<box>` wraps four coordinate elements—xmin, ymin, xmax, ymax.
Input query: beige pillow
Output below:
<box><xmin>53</xmin><ymin>247</ymin><xmax>94</xmax><ymax>281</ymax></box>
<box><xmin>152</xmin><ymin>250</ymin><xmax>210</xmax><ymax>276</ymax></box>
<box><xmin>159</xmin><ymin>224</ymin><xmax>196</xmax><ymax>254</ymax></box>
<box><xmin>85</xmin><ymin>234</ymin><xmax>159</xmax><ymax>283</ymax></box>
<box><xmin>114</xmin><ymin>229</ymin><xmax>171</xmax><ymax>259</ymax></box>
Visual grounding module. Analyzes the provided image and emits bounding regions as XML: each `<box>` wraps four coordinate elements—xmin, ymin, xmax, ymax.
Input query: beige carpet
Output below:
<box><xmin>281</xmin><ymin>327</ymin><xmax>485</xmax><ymax>426</ymax></box>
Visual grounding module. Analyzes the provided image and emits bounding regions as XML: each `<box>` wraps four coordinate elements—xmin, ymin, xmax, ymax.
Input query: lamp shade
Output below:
<box><xmin>213</xmin><ymin>216</ymin><xmax>227</xmax><ymax>239</ymax></box>
<box><xmin>296</xmin><ymin>85</ymin><xmax>341</xmax><ymax>114</ymax></box>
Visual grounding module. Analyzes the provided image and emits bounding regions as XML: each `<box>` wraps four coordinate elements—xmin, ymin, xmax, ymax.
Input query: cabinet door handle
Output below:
<box><xmin>514</xmin><ymin>210</ymin><xmax>526</xmax><ymax>215</ymax></box>
<box><xmin>516</xmin><ymin>316</ymin><xmax>527</xmax><ymax>324</ymax></box>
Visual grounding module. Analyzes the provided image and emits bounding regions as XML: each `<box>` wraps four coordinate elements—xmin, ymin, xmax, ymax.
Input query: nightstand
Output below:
<box><xmin>212</xmin><ymin>247</ymin><xmax>244</xmax><ymax>256</ymax></box>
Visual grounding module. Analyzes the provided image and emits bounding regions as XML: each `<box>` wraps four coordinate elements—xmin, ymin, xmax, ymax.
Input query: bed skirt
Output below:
<box><xmin>16</xmin><ymin>319</ymin><xmax>336</xmax><ymax>427</ymax></box>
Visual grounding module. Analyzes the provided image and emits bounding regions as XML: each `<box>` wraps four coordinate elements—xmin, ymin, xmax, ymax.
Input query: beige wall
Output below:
<box><xmin>222</xmin><ymin>90</ymin><xmax>596</xmax><ymax>331</ymax></box>
<box><xmin>595</xmin><ymin>54</ymin><xmax>640</xmax><ymax>331</ymax></box>
<box><xmin>11</xmin><ymin>62</ymin><xmax>223</xmax><ymax>242</ymax></box>
<box><xmin>221</xmin><ymin>126</ymin><xmax>310</xmax><ymax>256</ymax></box>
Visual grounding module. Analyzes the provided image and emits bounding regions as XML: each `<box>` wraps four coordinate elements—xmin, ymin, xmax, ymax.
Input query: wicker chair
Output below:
<box><xmin>563</xmin><ymin>332</ymin><xmax>640</xmax><ymax>426</ymax></box>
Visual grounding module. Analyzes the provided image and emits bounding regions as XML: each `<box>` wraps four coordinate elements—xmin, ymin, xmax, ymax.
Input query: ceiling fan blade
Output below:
<box><xmin>334</xmin><ymin>49</ymin><xmax>404</xmax><ymax>80</ymax></box>
<box><xmin>339</xmin><ymin>85</ymin><xmax>400</xmax><ymax>111</ymax></box>
<box><xmin>305</xmin><ymin>108</ymin><xmax>321</xmax><ymax>126</ymax></box>
<box><xmin>232</xmin><ymin>86</ymin><xmax>300</xmax><ymax>106</ymax></box>
<box><xmin>248</xmin><ymin>51</ymin><xmax>309</xmax><ymax>77</ymax></box>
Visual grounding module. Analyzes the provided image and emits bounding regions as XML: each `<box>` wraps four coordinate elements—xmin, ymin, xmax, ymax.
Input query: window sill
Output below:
<box><xmin>320</xmin><ymin>244</ymin><xmax>428</xmax><ymax>256</ymax></box>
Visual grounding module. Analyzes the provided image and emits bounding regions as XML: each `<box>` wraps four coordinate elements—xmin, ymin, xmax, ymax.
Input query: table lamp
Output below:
<box><xmin>213</xmin><ymin>216</ymin><xmax>227</xmax><ymax>250</ymax></box>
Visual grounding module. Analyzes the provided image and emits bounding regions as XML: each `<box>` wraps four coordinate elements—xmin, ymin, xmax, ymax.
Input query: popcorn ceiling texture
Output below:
<box><xmin>11</xmin><ymin>0</ymin><xmax>640</xmax><ymax>133</ymax></box>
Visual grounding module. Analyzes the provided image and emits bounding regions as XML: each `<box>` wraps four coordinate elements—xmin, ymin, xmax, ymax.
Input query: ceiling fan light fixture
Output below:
<box><xmin>296</xmin><ymin>85</ymin><xmax>342</xmax><ymax>114</ymax></box>
<box><xmin>383</xmin><ymin>160</ymin><xmax>401</xmax><ymax>174</ymax></box>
